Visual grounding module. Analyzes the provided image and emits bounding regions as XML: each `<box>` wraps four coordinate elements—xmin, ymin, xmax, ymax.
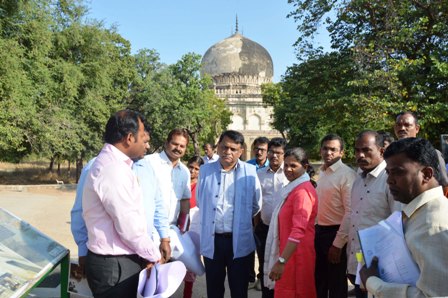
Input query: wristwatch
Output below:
<box><xmin>278</xmin><ymin>257</ymin><xmax>286</xmax><ymax>264</ymax></box>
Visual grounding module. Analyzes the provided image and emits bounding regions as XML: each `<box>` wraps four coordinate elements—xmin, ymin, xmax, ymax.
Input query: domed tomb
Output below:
<box><xmin>201</xmin><ymin>32</ymin><xmax>273</xmax><ymax>82</ymax></box>
<box><xmin>201</xmin><ymin>28</ymin><xmax>281</xmax><ymax>160</ymax></box>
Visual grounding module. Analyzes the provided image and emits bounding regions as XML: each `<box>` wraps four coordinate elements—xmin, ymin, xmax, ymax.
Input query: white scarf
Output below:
<box><xmin>263</xmin><ymin>172</ymin><xmax>310</xmax><ymax>289</ymax></box>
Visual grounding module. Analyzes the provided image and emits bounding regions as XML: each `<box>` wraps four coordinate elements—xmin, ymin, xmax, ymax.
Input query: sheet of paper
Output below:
<box><xmin>358</xmin><ymin>211</ymin><xmax>420</xmax><ymax>286</ymax></box>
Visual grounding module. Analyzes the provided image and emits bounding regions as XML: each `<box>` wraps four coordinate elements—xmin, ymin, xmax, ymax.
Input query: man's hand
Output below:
<box><xmin>360</xmin><ymin>256</ymin><xmax>380</xmax><ymax>287</ymax></box>
<box><xmin>327</xmin><ymin>245</ymin><xmax>342</xmax><ymax>264</ymax></box>
<box><xmin>70</xmin><ymin>256</ymin><xmax>86</xmax><ymax>281</ymax></box>
<box><xmin>145</xmin><ymin>262</ymin><xmax>155</xmax><ymax>279</ymax></box>
<box><xmin>159</xmin><ymin>238</ymin><xmax>171</xmax><ymax>263</ymax></box>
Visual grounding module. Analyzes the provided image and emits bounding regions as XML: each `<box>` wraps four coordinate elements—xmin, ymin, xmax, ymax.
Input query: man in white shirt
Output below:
<box><xmin>146</xmin><ymin>128</ymin><xmax>191</xmax><ymax>230</ymax></box>
<box><xmin>315</xmin><ymin>134</ymin><xmax>356</xmax><ymax>298</ymax></box>
<box><xmin>345</xmin><ymin>130</ymin><xmax>400</xmax><ymax>298</ymax></box>
<box><xmin>254</xmin><ymin>137</ymin><xmax>288</xmax><ymax>297</ymax></box>
<box><xmin>361</xmin><ymin>137</ymin><xmax>448</xmax><ymax>297</ymax></box>
<box><xmin>202</xmin><ymin>143</ymin><xmax>219</xmax><ymax>164</ymax></box>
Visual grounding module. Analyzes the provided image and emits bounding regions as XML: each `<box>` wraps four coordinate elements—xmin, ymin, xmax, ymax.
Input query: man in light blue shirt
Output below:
<box><xmin>197</xmin><ymin>130</ymin><xmax>262</xmax><ymax>298</ymax></box>
<box><xmin>247</xmin><ymin>136</ymin><xmax>270</xmax><ymax>170</ymax></box>
<box><xmin>70</xmin><ymin>129</ymin><xmax>171</xmax><ymax>274</ymax></box>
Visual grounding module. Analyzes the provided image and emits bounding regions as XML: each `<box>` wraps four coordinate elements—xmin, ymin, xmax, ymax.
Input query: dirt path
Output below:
<box><xmin>0</xmin><ymin>187</ymin><xmax>78</xmax><ymax>257</ymax></box>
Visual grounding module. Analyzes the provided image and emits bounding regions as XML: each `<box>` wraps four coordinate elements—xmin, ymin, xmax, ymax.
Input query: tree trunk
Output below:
<box><xmin>76</xmin><ymin>158</ymin><xmax>83</xmax><ymax>183</ymax></box>
<box><xmin>57</xmin><ymin>161</ymin><xmax>61</xmax><ymax>176</ymax></box>
<box><xmin>49</xmin><ymin>157</ymin><xmax>55</xmax><ymax>173</ymax></box>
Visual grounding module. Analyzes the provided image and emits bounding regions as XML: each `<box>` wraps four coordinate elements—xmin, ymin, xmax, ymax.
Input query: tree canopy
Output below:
<box><xmin>0</xmin><ymin>0</ymin><xmax>231</xmax><ymax>170</ymax></box>
<box><xmin>266</xmin><ymin>0</ymin><xmax>448</xmax><ymax>157</ymax></box>
<box><xmin>128</xmin><ymin>50</ymin><xmax>231</xmax><ymax>155</ymax></box>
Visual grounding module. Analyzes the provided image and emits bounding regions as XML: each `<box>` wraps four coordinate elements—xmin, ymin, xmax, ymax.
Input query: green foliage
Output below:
<box><xmin>129</xmin><ymin>51</ymin><xmax>231</xmax><ymax>156</ymax></box>
<box><xmin>264</xmin><ymin>51</ymin><xmax>401</xmax><ymax>159</ymax></box>
<box><xmin>282</xmin><ymin>0</ymin><xmax>448</xmax><ymax>154</ymax></box>
<box><xmin>0</xmin><ymin>0</ymin><xmax>133</xmax><ymax>163</ymax></box>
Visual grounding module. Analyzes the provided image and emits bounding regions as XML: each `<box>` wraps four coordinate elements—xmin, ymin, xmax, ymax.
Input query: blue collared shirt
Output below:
<box><xmin>133</xmin><ymin>158</ymin><xmax>170</xmax><ymax>239</ymax></box>
<box><xmin>70</xmin><ymin>158</ymin><xmax>96</xmax><ymax>257</ymax></box>
<box><xmin>247</xmin><ymin>158</ymin><xmax>270</xmax><ymax>170</ymax></box>
<box><xmin>70</xmin><ymin>157</ymin><xmax>170</xmax><ymax>257</ymax></box>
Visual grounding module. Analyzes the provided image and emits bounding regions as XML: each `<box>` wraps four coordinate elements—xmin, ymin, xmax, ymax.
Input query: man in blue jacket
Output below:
<box><xmin>197</xmin><ymin>130</ymin><xmax>262</xmax><ymax>298</ymax></box>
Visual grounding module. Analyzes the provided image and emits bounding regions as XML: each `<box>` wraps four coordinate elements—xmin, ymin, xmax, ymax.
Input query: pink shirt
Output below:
<box><xmin>83</xmin><ymin>144</ymin><xmax>161</xmax><ymax>262</ymax></box>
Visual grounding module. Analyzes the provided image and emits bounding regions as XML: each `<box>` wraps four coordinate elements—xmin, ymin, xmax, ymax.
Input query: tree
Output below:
<box><xmin>129</xmin><ymin>51</ymin><xmax>231</xmax><ymax>156</ymax></box>
<box><xmin>0</xmin><ymin>0</ymin><xmax>136</xmax><ymax>175</ymax></box>
<box><xmin>287</xmin><ymin>0</ymin><xmax>448</xmax><ymax>146</ymax></box>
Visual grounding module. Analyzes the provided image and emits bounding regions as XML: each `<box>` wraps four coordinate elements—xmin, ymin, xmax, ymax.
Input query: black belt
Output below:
<box><xmin>87</xmin><ymin>250</ymin><xmax>147</xmax><ymax>267</ymax></box>
<box><xmin>215</xmin><ymin>232</ymin><xmax>233</xmax><ymax>238</ymax></box>
<box><xmin>315</xmin><ymin>224</ymin><xmax>340</xmax><ymax>231</ymax></box>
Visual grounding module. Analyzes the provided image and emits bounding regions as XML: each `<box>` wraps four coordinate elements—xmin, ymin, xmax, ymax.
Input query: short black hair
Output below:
<box><xmin>377</xmin><ymin>130</ymin><xmax>395</xmax><ymax>147</ymax></box>
<box><xmin>104</xmin><ymin>109</ymin><xmax>145</xmax><ymax>144</ymax></box>
<box><xmin>253</xmin><ymin>136</ymin><xmax>270</xmax><ymax>147</ymax></box>
<box><xmin>356</xmin><ymin>130</ymin><xmax>384</xmax><ymax>148</ymax></box>
<box><xmin>384</xmin><ymin>137</ymin><xmax>440</xmax><ymax>183</ymax></box>
<box><xmin>320</xmin><ymin>134</ymin><xmax>345</xmax><ymax>151</ymax></box>
<box><xmin>396</xmin><ymin>111</ymin><xmax>419</xmax><ymax>125</ymax></box>
<box><xmin>203</xmin><ymin>143</ymin><xmax>215</xmax><ymax>149</ymax></box>
<box><xmin>218</xmin><ymin>130</ymin><xmax>245</xmax><ymax>146</ymax></box>
<box><xmin>167</xmin><ymin>128</ymin><xmax>189</xmax><ymax>145</ymax></box>
<box><xmin>268</xmin><ymin>138</ymin><xmax>287</xmax><ymax>151</ymax></box>
<box><xmin>188</xmin><ymin>155</ymin><xmax>204</xmax><ymax>167</ymax></box>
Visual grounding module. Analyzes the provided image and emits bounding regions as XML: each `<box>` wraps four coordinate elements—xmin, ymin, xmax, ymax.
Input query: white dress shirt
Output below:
<box><xmin>257</xmin><ymin>164</ymin><xmax>288</xmax><ymax>225</ymax></box>
<box><xmin>344</xmin><ymin>160</ymin><xmax>401</xmax><ymax>274</ymax></box>
<box><xmin>145</xmin><ymin>151</ymin><xmax>191</xmax><ymax>225</ymax></box>
<box><xmin>215</xmin><ymin>164</ymin><xmax>237</xmax><ymax>233</ymax></box>
<box><xmin>202</xmin><ymin>154</ymin><xmax>219</xmax><ymax>164</ymax></box>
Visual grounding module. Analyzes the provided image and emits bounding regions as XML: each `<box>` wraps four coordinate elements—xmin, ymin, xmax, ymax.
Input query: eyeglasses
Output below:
<box><xmin>268</xmin><ymin>150</ymin><xmax>284</xmax><ymax>156</ymax></box>
<box><xmin>254</xmin><ymin>147</ymin><xmax>267</xmax><ymax>152</ymax></box>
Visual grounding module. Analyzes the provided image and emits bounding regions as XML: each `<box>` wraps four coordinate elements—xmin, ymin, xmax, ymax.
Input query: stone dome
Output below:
<box><xmin>201</xmin><ymin>32</ymin><xmax>274</xmax><ymax>79</ymax></box>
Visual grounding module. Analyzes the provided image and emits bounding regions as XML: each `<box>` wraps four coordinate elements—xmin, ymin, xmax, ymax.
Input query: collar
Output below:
<box><xmin>105</xmin><ymin>143</ymin><xmax>133</xmax><ymax>167</ymax></box>
<box><xmin>402</xmin><ymin>186</ymin><xmax>444</xmax><ymax>218</ymax></box>
<box><xmin>267</xmin><ymin>163</ymin><xmax>284</xmax><ymax>174</ymax></box>
<box><xmin>359</xmin><ymin>160</ymin><xmax>386</xmax><ymax>178</ymax></box>
<box><xmin>220</xmin><ymin>161</ymin><xmax>239</xmax><ymax>173</ymax></box>
<box><xmin>320</xmin><ymin>158</ymin><xmax>343</xmax><ymax>173</ymax></box>
<box><xmin>160</xmin><ymin>150</ymin><xmax>180</xmax><ymax>168</ymax></box>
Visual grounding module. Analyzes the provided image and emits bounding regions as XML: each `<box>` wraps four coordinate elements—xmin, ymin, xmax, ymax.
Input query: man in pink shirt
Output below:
<box><xmin>83</xmin><ymin>110</ymin><xmax>161</xmax><ymax>298</ymax></box>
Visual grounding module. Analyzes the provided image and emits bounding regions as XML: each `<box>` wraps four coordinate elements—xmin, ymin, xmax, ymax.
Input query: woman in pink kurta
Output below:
<box><xmin>267</xmin><ymin>147</ymin><xmax>318</xmax><ymax>298</ymax></box>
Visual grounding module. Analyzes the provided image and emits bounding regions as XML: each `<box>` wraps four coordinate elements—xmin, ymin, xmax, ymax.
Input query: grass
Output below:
<box><xmin>0</xmin><ymin>161</ymin><xmax>78</xmax><ymax>185</ymax></box>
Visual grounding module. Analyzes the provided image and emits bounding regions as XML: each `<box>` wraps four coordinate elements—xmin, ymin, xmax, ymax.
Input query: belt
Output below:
<box><xmin>87</xmin><ymin>250</ymin><xmax>147</xmax><ymax>267</ymax></box>
<box><xmin>215</xmin><ymin>232</ymin><xmax>233</xmax><ymax>238</ymax></box>
<box><xmin>315</xmin><ymin>224</ymin><xmax>340</xmax><ymax>231</ymax></box>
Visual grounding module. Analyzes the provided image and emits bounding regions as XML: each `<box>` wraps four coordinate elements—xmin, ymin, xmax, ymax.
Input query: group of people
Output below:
<box><xmin>70</xmin><ymin>109</ymin><xmax>448</xmax><ymax>298</ymax></box>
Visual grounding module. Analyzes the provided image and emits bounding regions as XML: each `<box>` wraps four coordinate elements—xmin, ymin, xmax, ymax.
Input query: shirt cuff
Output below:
<box><xmin>78</xmin><ymin>244</ymin><xmax>88</xmax><ymax>257</ymax></box>
<box><xmin>157</xmin><ymin>227</ymin><xmax>170</xmax><ymax>239</ymax></box>
<box><xmin>332</xmin><ymin>234</ymin><xmax>347</xmax><ymax>248</ymax></box>
<box><xmin>366</xmin><ymin>276</ymin><xmax>384</xmax><ymax>295</ymax></box>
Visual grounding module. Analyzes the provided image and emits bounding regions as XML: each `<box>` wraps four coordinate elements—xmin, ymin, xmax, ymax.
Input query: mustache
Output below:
<box><xmin>357</xmin><ymin>159</ymin><xmax>368</xmax><ymax>164</ymax></box>
<box><xmin>172</xmin><ymin>149</ymin><xmax>182</xmax><ymax>154</ymax></box>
